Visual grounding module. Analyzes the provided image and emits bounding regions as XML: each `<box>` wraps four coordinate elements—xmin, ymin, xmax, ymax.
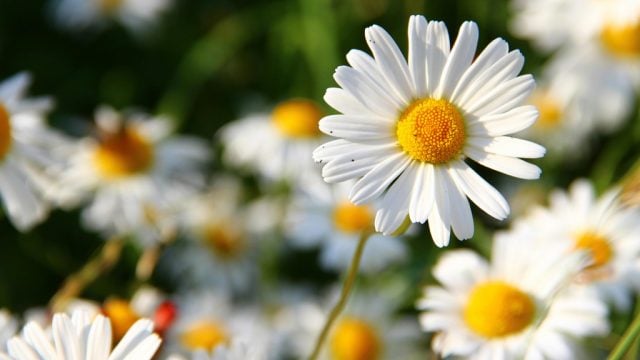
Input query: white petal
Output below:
<box><xmin>21</xmin><ymin>322</ymin><xmax>56</xmax><ymax>359</ymax></box>
<box><xmin>323</xmin><ymin>87</ymin><xmax>371</xmax><ymax>116</ymax></box>
<box><xmin>445</xmin><ymin>174</ymin><xmax>474</xmax><ymax>239</ymax></box>
<box><xmin>408</xmin><ymin>15</ymin><xmax>428</xmax><ymax>97</ymax></box>
<box><xmin>320</xmin><ymin>143</ymin><xmax>397</xmax><ymax>183</ymax></box>
<box><xmin>52</xmin><ymin>314</ymin><xmax>82</xmax><ymax>360</ymax></box>
<box><xmin>346</xmin><ymin>49</ymin><xmax>406</xmax><ymax>106</ymax></box>
<box><xmin>446</xmin><ymin>161</ymin><xmax>509</xmax><ymax>220</ymax></box>
<box><xmin>86</xmin><ymin>316</ymin><xmax>111</xmax><ymax>360</ymax></box>
<box><xmin>334</xmin><ymin>66</ymin><xmax>399</xmax><ymax>118</ymax></box>
<box><xmin>7</xmin><ymin>337</ymin><xmax>40</xmax><ymax>360</ymax></box>
<box><xmin>425</xmin><ymin>21</ymin><xmax>450</xmax><ymax>93</ymax></box>
<box><xmin>468</xmin><ymin>105</ymin><xmax>539</xmax><ymax>136</ymax></box>
<box><xmin>365</xmin><ymin>25</ymin><xmax>414</xmax><ymax>104</ymax></box>
<box><xmin>450</xmin><ymin>38</ymin><xmax>509</xmax><ymax>103</ymax></box>
<box><xmin>408</xmin><ymin>163</ymin><xmax>435</xmax><ymax>223</ymax></box>
<box><xmin>466</xmin><ymin>147</ymin><xmax>541</xmax><ymax>179</ymax></box>
<box><xmin>0</xmin><ymin>72</ymin><xmax>31</xmax><ymax>105</ymax></box>
<box><xmin>319</xmin><ymin>115</ymin><xmax>394</xmax><ymax>140</ymax></box>
<box><xmin>350</xmin><ymin>152</ymin><xmax>411</xmax><ymax>204</ymax></box>
<box><xmin>468</xmin><ymin>136</ymin><xmax>546</xmax><ymax>158</ymax></box>
<box><xmin>434</xmin><ymin>21</ymin><xmax>479</xmax><ymax>99</ymax></box>
<box><xmin>313</xmin><ymin>139</ymin><xmax>354</xmax><ymax>162</ymax></box>
<box><xmin>465</xmin><ymin>74</ymin><xmax>535</xmax><ymax>116</ymax></box>
<box><xmin>428</xmin><ymin>167</ymin><xmax>452</xmax><ymax>247</ymax></box>
<box><xmin>375</xmin><ymin>167</ymin><xmax>414</xmax><ymax>234</ymax></box>
<box><xmin>119</xmin><ymin>335</ymin><xmax>161</xmax><ymax>360</ymax></box>
<box><xmin>109</xmin><ymin>319</ymin><xmax>155</xmax><ymax>360</ymax></box>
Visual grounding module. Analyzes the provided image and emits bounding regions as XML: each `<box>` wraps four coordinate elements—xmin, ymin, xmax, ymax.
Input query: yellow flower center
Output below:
<box><xmin>601</xmin><ymin>20</ymin><xmax>640</xmax><ymax>58</ymax></box>
<box><xmin>0</xmin><ymin>103</ymin><xmax>13</xmax><ymax>162</ymax></box>
<box><xmin>464</xmin><ymin>281</ymin><xmax>536</xmax><ymax>339</ymax></box>
<box><xmin>180</xmin><ymin>321</ymin><xmax>229</xmax><ymax>351</ymax></box>
<box><xmin>102</xmin><ymin>298</ymin><xmax>140</xmax><ymax>342</ymax></box>
<box><xmin>574</xmin><ymin>231</ymin><xmax>613</xmax><ymax>269</ymax></box>
<box><xmin>98</xmin><ymin>0</ymin><xmax>123</xmax><ymax>13</ymax></box>
<box><xmin>396</xmin><ymin>98</ymin><xmax>466</xmax><ymax>164</ymax></box>
<box><xmin>93</xmin><ymin>127</ymin><xmax>154</xmax><ymax>179</ymax></box>
<box><xmin>530</xmin><ymin>91</ymin><xmax>563</xmax><ymax>129</ymax></box>
<box><xmin>330</xmin><ymin>317</ymin><xmax>381</xmax><ymax>360</ymax></box>
<box><xmin>332</xmin><ymin>202</ymin><xmax>373</xmax><ymax>234</ymax></box>
<box><xmin>203</xmin><ymin>224</ymin><xmax>245</xmax><ymax>258</ymax></box>
<box><xmin>271</xmin><ymin>99</ymin><xmax>323</xmax><ymax>138</ymax></box>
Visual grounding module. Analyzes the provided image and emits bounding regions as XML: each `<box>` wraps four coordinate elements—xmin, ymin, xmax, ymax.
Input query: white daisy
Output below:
<box><xmin>517</xmin><ymin>179</ymin><xmax>640</xmax><ymax>311</ymax></box>
<box><xmin>0</xmin><ymin>310</ymin><xmax>161</xmax><ymax>360</ymax></box>
<box><xmin>162</xmin><ymin>292</ymin><xmax>276</xmax><ymax>359</ymax></box>
<box><xmin>284</xmin><ymin>180</ymin><xmax>407</xmax><ymax>273</ymax></box>
<box><xmin>163</xmin><ymin>178</ymin><xmax>261</xmax><ymax>293</ymax></box>
<box><xmin>220</xmin><ymin>99</ymin><xmax>326</xmax><ymax>186</ymax></box>
<box><xmin>0</xmin><ymin>72</ymin><xmax>70</xmax><ymax>231</ymax></box>
<box><xmin>278</xmin><ymin>288</ymin><xmax>423</xmax><ymax>360</ymax></box>
<box><xmin>416</xmin><ymin>231</ymin><xmax>609</xmax><ymax>359</ymax></box>
<box><xmin>313</xmin><ymin>15</ymin><xmax>545</xmax><ymax>247</ymax></box>
<box><xmin>49</xmin><ymin>106</ymin><xmax>209</xmax><ymax>246</ymax></box>
<box><xmin>50</xmin><ymin>0</ymin><xmax>172</xmax><ymax>33</ymax></box>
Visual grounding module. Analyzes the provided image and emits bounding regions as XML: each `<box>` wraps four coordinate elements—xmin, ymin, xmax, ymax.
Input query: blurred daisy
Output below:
<box><xmin>49</xmin><ymin>106</ymin><xmax>209</xmax><ymax>246</ymax></box>
<box><xmin>0</xmin><ymin>72</ymin><xmax>70</xmax><ymax>231</ymax></box>
<box><xmin>167</xmin><ymin>339</ymin><xmax>266</xmax><ymax>360</ymax></box>
<box><xmin>519</xmin><ymin>180</ymin><xmax>640</xmax><ymax>310</ymax></box>
<box><xmin>285</xmin><ymin>180</ymin><xmax>407</xmax><ymax>273</ymax></box>
<box><xmin>162</xmin><ymin>292</ymin><xmax>276</xmax><ymax>359</ymax></box>
<box><xmin>313</xmin><ymin>15</ymin><xmax>544</xmax><ymax>247</ymax></box>
<box><xmin>416</xmin><ymin>232</ymin><xmax>609</xmax><ymax>359</ymax></box>
<box><xmin>0</xmin><ymin>310</ymin><xmax>161</xmax><ymax>360</ymax></box>
<box><xmin>0</xmin><ymin>310</ymin><xmax>17</xmax><ymax>352</ymax></box>
<box><xmin>279</xmin><ymin>288</ymin><xmax>423</xmax><ymax>360</ymax></box>
<box><xmin>50</xmin><ymin>0</ymin><xmax>172</xmax><ymax>34</ymax></box>
<box><xmin>164</xmin><ymin>178</ymin><xmax>262</xmax><ymax>293</ymax></box>
<box><xmin>220</xmin><ymin>99</ymin><xmax>326</xmax><ymax>185</ymax></box>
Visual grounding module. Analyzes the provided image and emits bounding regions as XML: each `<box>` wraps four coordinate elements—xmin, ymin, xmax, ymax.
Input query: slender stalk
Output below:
<box><xmin>49</xmin><ymin>236</ymin><xmax>124</xmax><ymax>312</ymax></box>
<box><xmin>609</xmin><ymin>308</ymin><xmax>640</xmax><ymax>360</ymax></box>
<box><xmin>308</xmin><ymin>229</ymin><xmax>372</xmax><ymax>360</ymax></box>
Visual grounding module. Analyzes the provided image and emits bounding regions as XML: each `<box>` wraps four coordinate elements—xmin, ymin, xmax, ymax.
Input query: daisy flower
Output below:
<box><xmin>416</xmin><ymin>231</ymin><xmax>609</xmax><ymax>359</ymax></box>
<box><xmin>284</xmin><ymin>180</ymin><xmax>407</xmax><ymax>273</ymax></box>
<box><xmin>518</xmin><ymin>180</ymin><xmax>640</xmax><ymax>310</ymax></box>
<box><xmin>162</xmin><ymin>292</ymin><xmax>276</xmax><ymax>359</ymax></box>
<box><xmin>0</xmin><ymin>72</ymin><xmax>70</xmax><ymax>231</ymax></box>
<box><xmin>50</xmin><ymin>0</ymin><xmax>172</xmax><ymax>33</ymax></box>
<box><xmin>163</xmin><ymin>178</ymin><xmax>262</xmax><ymax>293</ymax></box>
<box><xmin>278</xmin><ymin>288</ymin><xmax>423</xmax><ymax>360</ymax></box>
<box><xmin>0</xmin><ymin>310</ymin><xmax>161</xmax><ymax>360</ymax></box>
<box><xmin>220</xmin><ymin>99</ymin><xmax>326</xmax><ymax>186</ymax></box>
<box><xmin>313</xmin><ymin>15</ymin><xmax>544</xmax><ymax>247</ymax></box>
<box><xmin>49</xmin><ymin>106</ymin><xmax>209</xmax><ymax>246</ymax></box>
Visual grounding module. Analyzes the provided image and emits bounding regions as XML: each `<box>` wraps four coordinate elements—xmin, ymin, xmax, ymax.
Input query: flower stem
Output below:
<box><xmin>308</xmin><ymin>229</ymin><xmax>372</xmax><ymax>360</ymax></box>
<box><xmin>49</xmin><ymin>236</ymin><xmax>124</xmax><ymax>312</ymax></box>
<box><xmin>609</xmin><ymin>307</ymin><xmax>640</xmax><ymax>360</ymax></box>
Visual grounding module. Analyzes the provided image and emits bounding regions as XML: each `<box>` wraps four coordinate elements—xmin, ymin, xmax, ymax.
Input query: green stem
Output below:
<box><xmin>609</xmin><ymin>308</ymin><xmax>640</xmax><ymax>360</ymax></box>
<box><xmin>308</xmin><ymin>229</ymin><xmax>372</xmax><ymax>360</ymax></box>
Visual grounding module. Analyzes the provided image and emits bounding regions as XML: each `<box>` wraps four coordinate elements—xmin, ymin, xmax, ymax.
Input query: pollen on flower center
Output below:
<box><xmin>464</xmin><ymin>281</ymin><xmax>536</xmax><ymax>339</ymax></box>
<box><xmin>530</xmin><ymin>91</ymin><xmax>563</xmax><ymax>129</ymax></box>
<box><xmin>574</xmin><ymin>231</ymin><xmax>613</xmax><ymax>269</ymax></box>
<box><xmin>330</xmin><ymin>317</ymin><xmax>381</xmax><ymax>360</ymax></box>
<box><xmin>93</xmin><ymin>127</ymin><xmax>154</xmax><ymax>178</ymax></box>
<box><xmin>203</xmin><ymin>224</ymin><xmax>245</xmax><ymax>258</ymax></box>
<box><xmin>272</xmin><ymin>99</ymin><xmax>323</xmax><ymax>138</ymax></box>
<box><xmin>180</xmin><ymin>321</ymin><xmax>229</xmax><ymax>351</ymax></box>
<box><xmin>600</xmin><ymin>20</ymin><xmax>640</xmax><ymax>58</ymax></box>
<box><xmin>103</xmin><ymin>298</ymin><xmax>140</xmax><ymax>342</ymax></box>
<box><xmin>396</xmin><ymin>98</ymin><xmax>466</xmax><ymax>164</ymax></box>
<box><xmin>332</xmin><ymin>202</ymin><xmax>373</xmax><ymax>234</ymax></box>
<box><xmin>0</xmin><ymin>103</ymin><xmax>13</xmax><ymax>162</ymax></box>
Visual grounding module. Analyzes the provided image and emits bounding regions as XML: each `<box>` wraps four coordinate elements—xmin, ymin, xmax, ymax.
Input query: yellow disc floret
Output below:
<box><xmin>202</xmin><ymin>224</ymin><xmax>245</xmax><ymax>258</ymax></box>
<box><xmin>464</xmin><ymin>281</ymin><xmax>536</xmax><ymax>339</ymax></box>
<box><xmin>180</xmin><ymin>321</ymin><xmax>229</xmax><ymax>351</ymax></box>
<box><xmin>0</xmin><ymin>103</ymin><xmax>12</xmax><ymax>162</ymax></box>
<box><xmin>93</xmin><ymin>126</ymin><xmax>154</xmax><ymax>179</ymax></box>
<box><xmin>332</xmin><ymin>202</ymin><xmax>373</xmax><ymax>234</ymax></box>
<box><xmin>272</xmin><ymin>99</ymin><xmax>322</xmax><ymax>138</ymax></box>
<box><xmin>574</xmin><ymin>231</ymin><xmax>613</xmax><ymax>269</ymax></box>
<box><xmin>330</xmin><ymin>317</ymin><xmax>381</xmax><ymax>360</ymax></box>
<box><xmin>396</xmin><ymin>98</ymin><xmax>466</xmax><ymax>164</ymax></box>
<box><xmin>103</xmin><ymin>298</ymin><xmax>140</xmax><ymax>342</ymax></box>
<box><xmin>530</xmin><ymin>91</ymin><xmax>563</xmax><ymax>129</ymax></box>
<box><xmin>601</xmin><ymin>20</ymin><xmax>640</xmax><ymax>58</ymax></box>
